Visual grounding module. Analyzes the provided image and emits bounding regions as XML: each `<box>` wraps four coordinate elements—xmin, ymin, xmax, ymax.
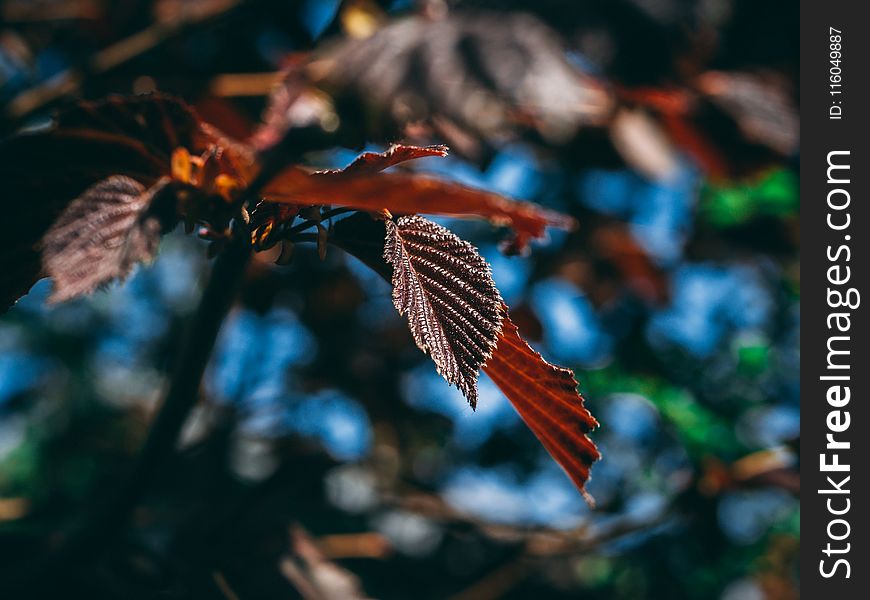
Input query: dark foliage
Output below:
<box><xmin>0</xmin><ymin>1</ymin><xmax>798</xmax><ymax>599</ymax></box>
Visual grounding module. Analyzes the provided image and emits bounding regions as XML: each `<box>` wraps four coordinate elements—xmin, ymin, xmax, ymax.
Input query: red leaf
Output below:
<box><xmin>0</xmin><ymin>95</ymin><xmax>203</xmax><ymax>310</ymax></box>
<box><xmin>328</xmin><ymin>216</ymin><xmax>602</xmax><ymax>500</ymax></box>
<box><xmin>328</xmin><ymin>144</ymin><xmax>448</xmax><ymax>176</ymax></box>
<box><xmin>483</xmin><ymin>308</ymin><xmax>600</xmax><ymax>504</ymax></box>
<box><xmin>261</xmin><ymin>147</ymin><xmax>574</xmax><ymax>251</ymax></box>
<box><xmin>591</xmin><ymin>225</ymin><xmax>669</xmax><ymax>304</ymax></box>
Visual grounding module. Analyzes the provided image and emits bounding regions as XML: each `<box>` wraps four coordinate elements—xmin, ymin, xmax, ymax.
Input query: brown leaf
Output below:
<box><xmin>385</xmin><ymin>215</ymin><xmax>504</xmax><ymax>408</ymax></box>
<box><xmin>0</xmin><ymin>94</ymin><xmax>254</xmax><ymax>310</ymax></box>
<box><xmin>0</xmin><ymin>94</ymin><xmax>231</xmax><ymax>310</ymax></box>
<box><xmin>40</xmin><ymin>176</ymin><xmax>172</xmax><ymax>303</ymax></box>
<box><xmin>261</xmin><ymin>148</ymin><xmax>574</xmax><ymax>251</ymax></box>
<box><xmin>483</xmin><ymin>308</ymin><xmax>600</xmax><ymax>503</ymax></box>
<box><xmin>590</xmin><ymin>224</ymin><xmax>669</xmax><ymax>304</ymax></box>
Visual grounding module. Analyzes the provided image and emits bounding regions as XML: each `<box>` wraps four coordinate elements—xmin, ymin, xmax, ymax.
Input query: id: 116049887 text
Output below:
<box><xmin>830</xmin><ymin>27</ymin><xmax>844</xmax><ymax>119</ymax></box>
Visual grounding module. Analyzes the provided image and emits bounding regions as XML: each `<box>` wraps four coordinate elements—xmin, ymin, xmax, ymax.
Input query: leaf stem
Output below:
<box><xmin>283</xmin><ymin>206</ymin><xmax>355</xmax><ymax>236</ymax></box>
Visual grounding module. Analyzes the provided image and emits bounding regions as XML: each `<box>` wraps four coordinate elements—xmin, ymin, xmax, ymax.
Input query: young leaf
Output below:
<box><xmin>329</xmin><ymin>214</ymin><xmax>601</xmax><ymax>498</ymax></box>
<box><xmin>41</xmin><ymin>176</ymin><xmax>172</xmax><ymax>303</ymax></box>
<box><xmin>483</xmin><ymin>308</ymin><xmax>600</xmax><ymax>504</ymax></box>
<box><xmin>326</xmin><ymin>144</ymin><xmax>448</xmax><ymax>176</ymax></box>
<box><xmin>385</xmin><ymin>215</ymin><xmax>504</xmax><ymax>408</ymax></box>
<box><xmin>261</xmin><ymin>148</ymin><xmax>574</xmax><ymax>251</ymax></box>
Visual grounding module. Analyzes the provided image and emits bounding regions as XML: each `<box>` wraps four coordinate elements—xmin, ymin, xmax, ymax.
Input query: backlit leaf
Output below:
<box><xmin>385</xmin><ymin>215</ymin><xmax>504</xmax><ymax>408</ymax></box>
<box><xmin>325</xmin><ymin>144</ymin><xmax>449</xmax><ymax>176</ymax></box>
<box><xmin>41</xmin><ymin>176</ymin><xmax>173</xmax><ymax>303</ymax></box>
<box><xmin>261</xmin><ymin>147</ymin><xmax>574</xmax><ymax>251</ymax></box>
<box><xmin>0</xmin><ymin>94</ymin><xmax>237</xmax><ymax>310</ymax></box>
<box><xmin>483</xmin><ymin>308</ymin><xmax>600</xmax><ymax>503</ymax></box>
<box><xmin>330</xmin><ymin>213</ymin><xmax>601</xmax><ymax>497</ymax></box>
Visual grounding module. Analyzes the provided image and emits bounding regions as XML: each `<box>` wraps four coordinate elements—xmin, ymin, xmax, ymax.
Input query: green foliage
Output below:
<box><xmin>700</xmin><ymin>169</ymin><xmax>798</xmax><ymax>227</ymax></box>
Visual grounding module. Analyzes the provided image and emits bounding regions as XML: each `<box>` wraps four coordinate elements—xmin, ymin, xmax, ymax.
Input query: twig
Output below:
<box><xmin>4</xmin><ymin>0</ymin><xmax>242</xmax><ymax>125</ymax></box>
<box><xmin>387</xmin><ymin>488</ymin><xmax>675</xmax><ymax>558</ymax></box>
<box><xmin>210</xmin><ymin>72</ymin><xmax>283</xmax><ymax>97</ymax></box>
<box><xmin>447</xmin><ymin>558</ymin><xmax>530</xmax><ymax>600</ymax></box>
<box><xmin>213</xmin><ymin>570</ymin><xmax>243</xmax><ymax>600</ymax></box>
<box><xmin>283</xmin><ymin>206</ymin><xmax>356</xmax><ymax>237</ymax></box>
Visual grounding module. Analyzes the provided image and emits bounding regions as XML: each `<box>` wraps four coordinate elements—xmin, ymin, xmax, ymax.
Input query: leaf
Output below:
<box><xmin>590</xmin><ymin>224</ymin><xmax>669</xmax><ymax>304</ymax></box>
<box><xmin>483</xmin><ymin>308</ymin><xmax>600</xmax><ymax>503</ymax></box>
<box><xmin>385</xmin><ymin>215</ymin><xmax>504</xmax><ymax>408</ymax></box>
<box><xmin>326</xmin><ymin>144</ymin><xmax>448</xmax><ymax>176</ymax></box>
<box><xmin>622</xmin><ymin>74</ymin><xmax>798</xmax><ymax>179</ymax></box>
<box><xmin>0</xmin><ymin>94</ymin><xmax>250</xmax><ymax>310</ymax></box>
<box><xmin>250</xmin><ymin>144</ymin><xmax>449</xmax><ymax>248</ymax></box>
<box><xmin>329</xmin><ymin>214</ymin><xmax>601</xmax><ymax>498</ymax></box>
<box><xmin>16</xmin><ymin>93</ymin><xmax>218</xmax><ymax>184</ymax></box>
<box><xmin>261</xmin><ymin>148</ymin><xmax>574</xmax><ymax>251</ymax></box>
<box><xmin>40</xmin><ymin>176</ymin><xmax>172</xmax><ymax>303</ymax></box>
<box><xmin>328</xmin><ymin>212</ymin><xmax>392</xmax><ymax>279</ymax></box>
<box><xmin>609</xmin><ymin>107</ymin><xmax>680</xmax><ymax>182</ymax></box>
<box><xmin>257</xmin><ymin>13</ymin><xmax>612</xmax><ymax>160</ymax></box>
<box><xmin>0</xmin><ymin>95</ymin><xmax>194</xmax><ymax>309</ymax></box>
<box><xmin>696</xmin><ymin>71</ymin><xmax>798</xmax><ymax>157</ymax></box>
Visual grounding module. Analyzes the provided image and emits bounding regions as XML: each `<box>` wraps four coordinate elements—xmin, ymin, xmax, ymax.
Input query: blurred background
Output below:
<box><xmin>0</xmin><ymin>1</ymin><xmax>798</xmax><ymax>598</ymax></box>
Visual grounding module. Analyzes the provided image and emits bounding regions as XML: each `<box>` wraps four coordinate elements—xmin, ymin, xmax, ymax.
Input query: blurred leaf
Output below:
<box><xmin>701</xmin><ymin>169</ymin><xmax>798</xmax><ymax>227</ymax></box>
<box><xmin>586</xmin><ymin>368</ymin><xmax>742</xmax><ymax>459</ymax></box>
<box><xmin>696</xmin><ymin>71</ymin><xmax>798</xmax><ymax>158</ymax></box>
<box><xmin>257</xmin><ymin>12</ymin><xmax>613</xmax><ymax>159</ymax></box>
<box><xmin>609</xmin><ymin>107</ymin><xmax>680</xmax><ymax>182</ymax></box>
<box><xmin>590</xmin><ymin>224</ymin><xmax>669</xmax><ymax>303</ymax></box>
<box><xmin>734</xmin><ymin>339</ymin><xmax>769</xmax><ymax>376</ymax></box>
<box><xmin>622</xmin><ymin>76</ymin><xmax>798</xmax><ymax>178</ymax></box>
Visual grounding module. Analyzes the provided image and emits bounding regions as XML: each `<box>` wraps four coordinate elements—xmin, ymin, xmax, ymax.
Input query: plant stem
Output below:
<box><xmin>99</xmin><ymin>226</ymin><xmax>251</xmax><ymax>533</ymax></box>
<box><xmin>283</xmin><ymin>206</ymin><xmax>355</xmax><ymax>237</ymax></box>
